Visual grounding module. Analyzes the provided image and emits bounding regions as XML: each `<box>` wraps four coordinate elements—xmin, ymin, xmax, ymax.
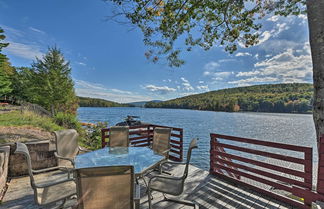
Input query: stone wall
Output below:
<box><xmin>0</xmin><ymin>146</ymin><xmax>10</xmax><ymax>193</ymax></box>
<box><xmin>7</xmin><ymin>140</ymin><xmax>58</xmax><ymax>177</ymax></box>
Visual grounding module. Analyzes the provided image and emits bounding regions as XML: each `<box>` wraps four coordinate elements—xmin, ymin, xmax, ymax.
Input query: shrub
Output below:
<box><xmin>53</xmin><ymin>112</ymin><xmax>81</xmax><ymax>130</ymax></box>
<box><xmin>79</xmin><ymin>122</ymin><xmax>108</xmax><ymax>150</ymax></box>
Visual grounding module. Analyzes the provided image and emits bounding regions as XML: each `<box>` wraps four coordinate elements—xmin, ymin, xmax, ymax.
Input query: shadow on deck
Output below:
<box><xmin>1</xmin><ymin>164</ymin><xmax>296</xmax><ymax>209</ymax></box>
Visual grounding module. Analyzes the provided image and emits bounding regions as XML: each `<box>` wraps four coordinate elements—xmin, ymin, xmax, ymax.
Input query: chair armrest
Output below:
<box><xmin>160</xmin><ymin>160</ymin><xmax>186</xmax><ymax>167</ymax></box>
<box><xmin>34</xmin><ymin>177</ymin><xmax>75</xmax><ymax>188</ymax></box>
<box><xmin>54</xmin><ymin>152</ymin><xmax>75</xmax><ymax>165</ymax></box>
<box><xmin>32</xmin><ymin>166</ymin><xmax>60</xmax><ymax>174</ymax></box>
<box><xmin>148</xmin><ymin>174</ymin><xmax>182</xmax><ymax>185</ymax></box>
<box><xmin>162</xmin><ymin>149</ymin><xmax>170</xmax><ymax>155</ymax></box>
<box><xmin>78</xmin><ymin>146</ymin><xmax>90</xmax><ymax>153</ymax></box>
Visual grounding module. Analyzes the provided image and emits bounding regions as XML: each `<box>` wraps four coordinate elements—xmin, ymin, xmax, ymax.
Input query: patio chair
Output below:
<box><xmin>151</xmin><ymin>127</ymin><xmax>171</xmax><ymax>157</ymax></box>
<box><xmin>147</xmin><ymin>138</ymin><xmax>199</xmax><ymax>209</ymax></box>
<box><xmin>54</xmin><ymin>129</ymin><xmax>87</xmax><ymax>168</ymax></box>
<box><xmin>14</xmin><ymin>142</ymin><xmax>76</xmax><ymax>208</ymax></box>
<box><xmin>109</xmin><ymin>126</ymin><xmax>130</xmax><ymax>147</ymax></box>
<box><xmin>74</xmin><ymin>165</ymin><xmax>140</xmax><ymax>209</ymax></box>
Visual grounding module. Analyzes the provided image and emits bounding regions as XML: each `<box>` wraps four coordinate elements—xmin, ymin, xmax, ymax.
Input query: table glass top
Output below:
<box><xmin>75</xmin><ymin>147</ymin><xmax>165</xmax><ymax>174</ymax></box>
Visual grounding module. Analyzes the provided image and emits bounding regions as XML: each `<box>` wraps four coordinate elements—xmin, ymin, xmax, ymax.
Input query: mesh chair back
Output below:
<box><xmin>75</xmin><ymin>166</ymin><xmax>134</xmax><ymax>209</ymax></box>
<box><xmin>109</xmin><ymin>126</ymin><xmax>129</xmax><ymax>147</ymax></box>
<box><xmin>54</xmin><ymin>129</ymin><xmax>79</xmax><ymax>158</ymax></box>
<box><xmin>14</xmin><ymin>142</ymin><xmax>36</xmax><ymax>188</ymax></box>
<box><xmin>152</xmin><ymin>127</ymin><xmax>171</xmax><ymax>156</ymax></box>
<box><xmin>183</xmin><ymin>138</ymin><xmax>198</xmax><ymax>179</ymax></box>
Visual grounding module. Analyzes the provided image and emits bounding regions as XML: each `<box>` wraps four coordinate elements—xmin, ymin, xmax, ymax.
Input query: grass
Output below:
<box><xmin>0</xmin><ymin>110</ymin><xmax>62</xmax><ymax>132</ymax></box>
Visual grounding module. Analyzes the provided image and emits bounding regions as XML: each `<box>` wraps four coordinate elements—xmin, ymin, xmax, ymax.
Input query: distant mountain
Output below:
<box><xmin>145</xmin><ymin>83</ymin><xmax>313</xmax><ymax>113</ymax></box>
<box><xmin>128</xmin><ymin>100</ymin><xmax>162</xmax><ymax>107</ymax></box>
<box><xmin>78</xmin><ymin>97</ymin><xmax>130</xmax><ymax>107</ymax></box>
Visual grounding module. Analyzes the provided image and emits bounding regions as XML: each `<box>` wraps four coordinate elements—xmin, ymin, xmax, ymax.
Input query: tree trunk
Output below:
<box><xmin>307</xmin><ymin>0</ymin><xmax>324</xmax><ymax>144</ymax></box>
<box><xmin>307</xmin><ymin>0</ymin><xmax>324</xmax><ymax>196</ymax></box>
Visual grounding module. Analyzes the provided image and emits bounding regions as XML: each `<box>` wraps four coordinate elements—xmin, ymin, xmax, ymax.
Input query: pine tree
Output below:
<box><xmin>0</xmin><ymin>27</ymin><xmax>12</xmax><ymax>98</ymax></box>
<box><xmin>31</xmin><ymin>47</ymin><xmax>78</xmax><ymax>115</ymax></box>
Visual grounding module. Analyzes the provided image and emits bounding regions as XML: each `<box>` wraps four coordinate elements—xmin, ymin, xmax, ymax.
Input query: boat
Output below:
<box><xmin>115</xmin><ymin>115</ymin><xmax>146</xmax><ymax>127</ymax></box>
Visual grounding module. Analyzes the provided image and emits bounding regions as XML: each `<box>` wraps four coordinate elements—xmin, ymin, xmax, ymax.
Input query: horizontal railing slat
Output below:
<box><xmin>215</xmin><ymin>142</ymin><xmax>305</xmax><ymax>164</ymax></box>
<box><xmin>214</xmin><ymin>158</ymin><xmax>311</xmax><ymax>189</ymax></box>
<box><xmin>212</xmin><ymin>150</ymin><xmax>308</xmax><ymax>179</ymax></box>
<box><xmin>211</xmin><ymin>133</ymin><xmax>312</xmax><ymax>153</ymax></box>
<box><xmin>213</xmin><ymin>164</ymin><xmax>294</xmax><ymax>193</ymax></box>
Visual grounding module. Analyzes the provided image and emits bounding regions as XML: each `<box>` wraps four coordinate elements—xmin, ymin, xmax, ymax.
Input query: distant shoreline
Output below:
<box><xmin>78</xmin><ymin>106</ymin><xmax>313</xmax><ymax>115</ymax></box>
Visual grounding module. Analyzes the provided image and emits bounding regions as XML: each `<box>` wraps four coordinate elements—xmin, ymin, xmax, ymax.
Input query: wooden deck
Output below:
<box><xmin>1</xmin><ymin>164</ymin><xmax>298</xmax><ymax>209</ymax></box>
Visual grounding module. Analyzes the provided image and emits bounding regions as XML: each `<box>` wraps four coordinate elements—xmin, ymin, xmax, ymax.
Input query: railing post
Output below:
<box><xmin>179</xmin><ymin>129</ymin><xmax>183</xmax><ymax>161</ymax></box>
<box><xmin>210</xmin><ymin>134</ymin><xmax>214</xmax><ymax>174</ymax></box>
<box><xmin>317</xmin><ymin>135</ymin><xmax>324</xmax><ymax>195</ymax></box>
<box><xmin>101</xmin><ymin>128</ymin><xmax>107</xmax><ymax>148</ymax></box>
<box><xmin>147</xmin><ymin>125</ymin><xmax>151</xmax><ymax>146</ymax></box>
<box><xmin>304</xmin><ymin>147</ymin><xmax>313</xmax><ymax>207</ymax></box>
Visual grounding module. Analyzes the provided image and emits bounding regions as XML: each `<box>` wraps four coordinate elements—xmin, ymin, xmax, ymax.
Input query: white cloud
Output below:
<box><xmin>144</xmin><ymin>85</ymin><xmax>176</xmax><ymax>94</ymax></box>
<box><xmin>180</xmin><ymin>77</ymin><xmax>189</xmax><ymax>83</ymax></box>
<box><xmin>254</xmin><ymin>54</ymin><xmax>259</xmax><ymax>60</ymax></box>
<box><xmin>182</xmin><ymin>82</ymin><xmax>194</xmax><ymax>91</ymax></box>
<box><xmin>204</xmin><ymin>61</ymin><xmax>220</xmax><ymax>71</ymax></box>
<box><xmin>110</xmin><ymin>89</ymin><xmax>132</xmax><ymax>95</ymax></box>
<box><xmin>75</xmin><ymin>80</ymin><xmax>106</xmax><ymax>90</ymax></box>
<box><xmin>257</xmin><ymin>31</ymin><xmax>272</xmax><ymax>45</ymax></box>
<box><xmin>235</xmin><ymin>52</ymin><xmax>252</xmax><ymax>57</ymax></box>
<box><xmin>236</xmin><ymin>71</ymin><xmax>261</xmax><ymax>77</ymax></box>
<box><xmin>29</xmin><ymin>27</ymin><xmax>45</xmax><ymax>34</ymax></box>
<box><xmin>180</xmin><ymin>77</ymin><xmax>194</xmax><ymax>91</ymax></box>
<box><xmin>267</xmin><ymin>15</ymin><xmax>280</xmax><ymax>22</ymax></box>
<box><xmin>228</xmin><ymin>76</ymin><xmax>279</xmax><ymax>86</ymax></box>
<box><xmin>232</xmin><ymin>42</ymin><xmax>312</xmax><ymax>86</ymax></box>
<box><xmin>196</xmin><ymin>85</ymin><xmax>209</xmax><ymax>91</ymax></box>
<box><xmin>76</xmin><ymin>88</ymin><xmax>152</xmax><ymax>103</ymax></box>
<box><xmin>219</xmin><ymin>59</ymin><xmax>235</xmax><ymax>63</ymax></box>
<box><xmin>4</xmin><ymin>41</ymin><xmax>43</xmax><ymax>60</ymax></box>
<box><xmin>75</xmin><ymin>79</ymin><xmax>146</xmax><ymax>103</ymax></box>
<box><xmin>76</xmin><ymin>62</ymin><xmax>86</xmax><ymax>66</ymax></box>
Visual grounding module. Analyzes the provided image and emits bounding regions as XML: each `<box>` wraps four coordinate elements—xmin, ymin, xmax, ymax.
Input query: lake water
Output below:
<box><xmin>77</xmin><ymin>107</ymin><xmax>317</xmax><ymax>170</ymax></box>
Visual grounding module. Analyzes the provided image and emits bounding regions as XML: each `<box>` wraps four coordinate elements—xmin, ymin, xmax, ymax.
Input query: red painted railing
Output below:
<box><xmin>101</xmin><ymin>124</ymin><xmax>183</xmax><ymax>162</ymax></box>
<box><xmin>210</xmin><ymin>133</ymin><xmax>323</xmax><ymax>209</ymax></box>
<box><xmin>318</xmin><ymin>135</ymin><xmax>324</xmax><ymax>195</ymax></box>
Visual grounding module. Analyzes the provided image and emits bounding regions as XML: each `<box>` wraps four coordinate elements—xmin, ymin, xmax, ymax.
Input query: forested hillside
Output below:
<box><xmin>145</xmin><ymin>83</ymin><xmax>313</xmax><ymax>113</ymax></box>
<box><xmin>78</xmin><ymin>97</ymin><xmax>130</xmax><ymax>107</ymax></box>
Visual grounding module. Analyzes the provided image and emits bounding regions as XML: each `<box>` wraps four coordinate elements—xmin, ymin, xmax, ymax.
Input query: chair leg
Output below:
<box><xmin>163</xmin><ymin>195</ymin><xmax>198</xmax><ymax>208</ymax></box>
<box><xmin>148</xmin><ymin>189</ymin><xmax>152</xmax><ymax>209</ymax></box>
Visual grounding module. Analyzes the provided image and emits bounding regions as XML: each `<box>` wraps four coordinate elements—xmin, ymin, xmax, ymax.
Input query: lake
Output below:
<box><xmin>77</xmin><ymin>107</ymin><xmax>317</xmax><ymax>170</ymax></box>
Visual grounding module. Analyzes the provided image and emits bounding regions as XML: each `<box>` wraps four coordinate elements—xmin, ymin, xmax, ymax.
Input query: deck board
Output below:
<box><xmin>1</xmin><ymin>164</ymin><xmax>301</xmax><ymax>209</ymax></box>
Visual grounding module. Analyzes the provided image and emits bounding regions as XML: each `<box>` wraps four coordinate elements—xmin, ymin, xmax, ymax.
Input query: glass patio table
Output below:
<box><xmin>74</xmin><ymin>147</ymin><xmax>165</xmax><ymax>176</ymax></box>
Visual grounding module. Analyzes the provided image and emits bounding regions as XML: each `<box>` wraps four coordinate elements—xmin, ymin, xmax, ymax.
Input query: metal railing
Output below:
<box><xmin>101</xmin><ymin>124</ymin><xmax>183</xmax><ymax>162</ymax></box>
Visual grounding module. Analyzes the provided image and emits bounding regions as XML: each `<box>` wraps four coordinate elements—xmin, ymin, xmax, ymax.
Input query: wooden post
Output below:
<box><xmin>317</xmin><ymin>135</ymin><xmax>324</xmax><ymax>195</ymax></box>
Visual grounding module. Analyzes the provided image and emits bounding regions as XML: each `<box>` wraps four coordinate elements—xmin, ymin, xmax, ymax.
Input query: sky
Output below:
<box><xmin>0</xmin><ymin>0</ymin><xmax>312</xmax><ymax>103</ymax></box>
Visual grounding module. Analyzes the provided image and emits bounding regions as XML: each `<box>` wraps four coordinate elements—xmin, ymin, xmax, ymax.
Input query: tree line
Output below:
<box><xmin>78</xmin><ymin>96</ymin><xmax>130</xmax><ymax>107</ymax></box>
<box><xmin>145</xmin><ymin>83</ymin><xmax>313</xmax><ymax>113</ymax></box>
<box><xmin>0</xmin><ymin>28</ymin><xmax>77</xmax><ymax>116</ymax></box>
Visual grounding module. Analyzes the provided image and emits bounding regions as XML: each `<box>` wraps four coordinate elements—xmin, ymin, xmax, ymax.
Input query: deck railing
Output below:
<box><xmin>101</xmin><ymin>124</ymin><xmax>183</xmax><ymax>162</ymax></box>
<box><xmin>210</xmin><ymin>133</ymin><xmax>317</xmax><ymax>209</ymax></box>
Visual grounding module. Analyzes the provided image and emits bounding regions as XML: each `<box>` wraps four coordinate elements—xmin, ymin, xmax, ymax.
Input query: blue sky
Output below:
<box><xmin>0</xmin><ymin>0</ymin><xmax>312</xmax><ymax>103</ymax></box>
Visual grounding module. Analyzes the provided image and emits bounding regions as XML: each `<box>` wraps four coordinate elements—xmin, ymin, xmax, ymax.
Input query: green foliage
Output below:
<box><xmin>53</xmin><ymin>112</ymin><xmax>81</xmax><ymax>129</ymax></box>
<box><xmin>30</xmin><ymin>47</ymin><xmax>78</xmax><ymax>115</ymax></box>
<box><xmin>0</xmin><ymin>27</ymin><xmax>12</xmax><ymax>97</ymax></box>
<box><xmin>78</xmin><ymin>96</ymin><xmax>130</xmax><ymax>107</ymax></box>
<box><xmin>145</xmin><ymin>83</ymin><xmax>313</xmax><ymax>113</ymax></box>
<box><xmin>0</xmin><ymin>110</ymin><xmax>62</xmax><ymax>132</ymax></box>
<box><xmin>79</xmin><ymin>122</ymin><xmax>108</xmax><ymax>150</ymax></box>
<box><xmin>106</xmin><ymin>0</ymin><xmax>305</xmax><ymax>66</ymax></box>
